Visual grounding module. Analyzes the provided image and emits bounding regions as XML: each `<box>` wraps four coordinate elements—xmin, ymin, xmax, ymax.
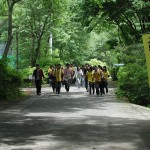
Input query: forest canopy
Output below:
<box><xmin>0</xmin><ymin>0</ymin><xmax>148</xmax><ymax>68</ymax></box>
<box><xmin>0</xmin><ymin>0</ymin><xmax>150</xmax><ymax>105</ymax></box>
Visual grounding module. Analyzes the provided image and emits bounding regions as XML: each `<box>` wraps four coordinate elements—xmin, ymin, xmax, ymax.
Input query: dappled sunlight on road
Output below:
<box><xmin>0</xmin><ymin>86</ymin><xmax>150</xmax><ymax>149</ymax></box>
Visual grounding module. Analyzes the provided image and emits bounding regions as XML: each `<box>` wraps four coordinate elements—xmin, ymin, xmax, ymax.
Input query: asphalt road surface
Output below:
<box><xmin>0</xmin><ymin>84</ymin><xmax>150</xmax><ymax>150</ymax></box>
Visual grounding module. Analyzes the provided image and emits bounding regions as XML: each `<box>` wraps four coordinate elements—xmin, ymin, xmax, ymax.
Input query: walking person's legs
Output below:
<box><xmin>89</xmin><ymin>82</ymin><xmax>92</xmax><ymax>95</ymax></box>
<box><xmin>96</xmin><ymin>88</ymin><xmax>99</xmax><ymax>95</ymax></box>
<box><xmin>49</xmin><ymin>79</ymin><xmax>52</xmax><ymax>87</ymax></box>
<box><xmin>85</xmin><ymin>77</ymin><xmax>88</xmax><ymax>91</ymax></box>
<box><xmin>39</xmin><ymin>80</ymin><xmax>42</xmax><ymax>94</ymax></box>
<box><xmin>56</xmin><ymin>82</ymin><xmax>58</xmax><ymax>94</ymax></box>
<box><xmin>67</xmin><ymin>79</ymin><xmax>71</xmax><ymax>92</ymax></box>
<box><xmin>81</xmin><ymin>77</ymin><xmax>85</xmax><ymax>87</ymax></box>
<box><xmin>64</xmin><ymin>80</ymin><xmax>69</xmax><ymax>92</ymax></box>
<box><xmin>35</xmin><ymin>80</ymin><xmax>41</xmax><ymax>95</ymax></box>
<box><xmin>92</xmin><ymin>82</ymin><xmax>95</xmax><ymax>95</ymax></box>
<box><xmin>51</xmin><ymin>79</ymin><xmax>56</xmax><ymax>93</ymax></box>
<box><xmin>79</xmin><ymin>77</ymin><xmax>82</xmax><ymax>88</ymax></box>
<box><xmin>99</xmin><ymin>81</ymin><xmax>104</xmax><ymax>95</ymax></box>
<box><xmin>77</xmin><ymin>78</ymin><xmax>79</xmax><ymax>88</ymax></box>
<box><xmin>57</xmin><ymin>81</ymin><xmax>61</xmax><ymax>94</ymax></box>
<box><xmin>64</xmin><ymin>80</ymin><xmax>67</xmax><ymax>91</ymax></box>
<box><xmin>35</xmin><ymin>80</ymin><xmax>38</xmax><ymax>95</ymax></box>
<box><xmin>77</xmin><ymin>78</ymin><xmax>81</xmax><ymax>88</ymax></box>
<box><xmin>105</xmin><ymin>81</ymin><xmax>108</xmax><ymax>93</ymax></box>
<box><xmin>95</xmin><ymin>82</ymin><xmax>99</xmax><ymax>95</ymax></box>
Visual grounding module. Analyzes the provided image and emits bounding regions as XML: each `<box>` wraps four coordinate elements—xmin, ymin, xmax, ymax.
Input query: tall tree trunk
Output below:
<box><xmin>31</xmin><ymin>16</ymin><xmax>49</xmax><ymax>67</ymax></box>
<box><xmin>2</xmin><ymin>3</ymin><xmax>13</xmax><ymax>59</ymax></box>
<box><xmin>16</xmin><ymin>30</ymin><xmax>19</xmax><ymax>71</ymax></box>
<box><xmin>30</xmin><ymin>35</ymin><xmax>35</xmax><ymax>67</ymax></box>
<box><xmin>31</xmin><ymin>39</ymin><xmax>41</xmax><ymax>67</ymax></box>
<box><xmin>2</xmin><ymin>0</ymin><xmax>22</xmax><ymax>60</ymax></box>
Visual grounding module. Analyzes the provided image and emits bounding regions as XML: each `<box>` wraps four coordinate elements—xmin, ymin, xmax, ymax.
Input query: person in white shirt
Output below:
<box><xmin>74</xmin><ymin>66</ymin><xmax>83</xmax><ymax>88</ymax></box>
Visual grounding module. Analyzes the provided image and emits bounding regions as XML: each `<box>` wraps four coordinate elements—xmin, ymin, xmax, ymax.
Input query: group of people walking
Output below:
<box><xmin>32</xmin><ymin>63</ymin><xmax>110</xmax><ymax>96</ymax></box>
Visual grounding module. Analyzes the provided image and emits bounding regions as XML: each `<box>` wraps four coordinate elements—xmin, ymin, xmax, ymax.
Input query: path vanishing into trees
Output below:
<box><xmin>0</xmin><ymin>82</ymin><xmax>150</xmax><ymax>150</ymax></box>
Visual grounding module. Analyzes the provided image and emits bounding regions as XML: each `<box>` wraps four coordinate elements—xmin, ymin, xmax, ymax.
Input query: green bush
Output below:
<box><xmin>85</xmin><ymin>58</ymin><xmax>106</xmax><ymax>66</ymax></box>
<box><xmin>0</xmin><ymin>60</ymin><xmax>23</xmax><ymax>100</ymax></box>
<box><xmin>19</xmin><ymin>66</ymin><xmax>35</xmax><ymax>79</ymax></box>
<box><xmin>116</xmin><ymin>44</ymin><xmax>150</xmax><ymax>106</ymax></box>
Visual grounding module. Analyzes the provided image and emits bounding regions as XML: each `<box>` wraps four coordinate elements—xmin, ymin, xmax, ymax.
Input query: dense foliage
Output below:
<box><xmin>0</xmin><ymin>0</ymin><xmax>149</xmax><ymax>105</ymax></box>
<box><xmin>116</xmin><ymin>44</ymin><xmax>150</xmax><ymax>106</ymax></box>
<box><xmin>76</xmin><ymin>0</ymin><xmax>150</xmax><ymax>106</ymax></box>
<box><xmin>0</xmin><ymin>60</ymin><xmax>22</xmax><ymax>100</ymax></box>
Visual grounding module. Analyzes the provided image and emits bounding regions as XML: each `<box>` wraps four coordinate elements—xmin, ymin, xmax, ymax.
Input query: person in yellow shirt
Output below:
<box><xmin>48</xmin><ymin>65</ymin><xmax>56</xmax><ymax>93</ymax></box>
<box><xmin>86</xmin><ymin>66</ymin><xmax>95</xmax><ymax>95</ymax></box>
<box><xmin>54</xmin><ymin>64</ymin><xmax>63</xmax><ymax>95</ymax></box>
<box><xmin>102</xmin><ymin>66</ymin><xmax>110</xmax><ymax>94</ymax></box>
<box><xmin>48</xmin><ymin>66</ymin><xmax>53</xmax><ymax>76</ymax></box>
<box><xmin>93</xmin><ymin>66</ymin><xmax>103</xmax><ymax>96</ymax></box>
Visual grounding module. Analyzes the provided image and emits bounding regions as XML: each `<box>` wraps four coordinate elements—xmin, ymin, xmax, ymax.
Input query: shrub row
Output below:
<box><xmin>0</xmin><ymin>60</ymin><xmax>22</xmax><ymax>100</ymax></box>
<box><xmin>116</xmin><ymin>44</ymin><xmax>150</xmax><ymax>106</ymax></box>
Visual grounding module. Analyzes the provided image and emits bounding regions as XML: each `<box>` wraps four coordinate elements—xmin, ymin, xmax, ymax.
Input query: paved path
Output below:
<box><xmin>0</xmin><ymin>85</ymin><xmax>150</xmax><ymax>150</ymax></box>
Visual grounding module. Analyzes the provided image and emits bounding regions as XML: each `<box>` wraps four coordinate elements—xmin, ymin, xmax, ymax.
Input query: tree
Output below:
<box><xmin>2</xmin><ymin>0</ymin><xmax>22</xmax><ymax>60</ymax></box>
<box><xmin>78</xmin><ymin>0</ymin><xmax>150</xmax><ymax>44</ymax></box>
<box><xmin>50</xmin><ymin>0</ymin><xmax>90</xmax><ymax>64</ymax></box>
<box><xmin>11</xmin><ymin>0</ymin><xmax>67</xmax><ymax>67</ymax></box>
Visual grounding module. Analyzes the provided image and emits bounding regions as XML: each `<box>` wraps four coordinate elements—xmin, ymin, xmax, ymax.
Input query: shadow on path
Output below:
<box><xmin>0</xmin><ymin>85</ymin><xmax>150</xmax><ymax>150</ymax></box>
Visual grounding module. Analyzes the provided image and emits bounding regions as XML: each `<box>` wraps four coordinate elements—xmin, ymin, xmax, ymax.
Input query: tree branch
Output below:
<box><xmin>12</xmin><ymin>0</ymin><xmax>22</xmax><ymax>4</ymax></box>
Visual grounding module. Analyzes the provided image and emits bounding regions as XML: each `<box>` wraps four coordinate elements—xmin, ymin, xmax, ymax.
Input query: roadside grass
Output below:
<box><xmin>0</xmin><ymin>90</ymin><xmax>32</xmax><ymax>109</ymax></box>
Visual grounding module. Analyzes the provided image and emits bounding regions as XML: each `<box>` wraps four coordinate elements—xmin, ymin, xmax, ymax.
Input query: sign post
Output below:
<box><xmin>142</xmin><ymin>34</ymin><xmax>150</xmax><ymax>86</ymax></box>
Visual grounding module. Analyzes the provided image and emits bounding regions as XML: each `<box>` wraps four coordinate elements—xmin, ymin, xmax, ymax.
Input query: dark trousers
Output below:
<box><xmin>85</xmin><ymin>77</ymin><xmax>88</xmax><ymax>90</ymax></box>
<box><xmin>49</xmin><ymin>79</ymin><xmax>56</xmax><ymax>92</ymax></box>
<box><xmin>99</xmin><ymin>81</ymin><xmax>105</xmax><ymax>95</ymax></box>
<box><xmin>104</xmin><ymin>80</ymin><xmax>108</xmax><ymax>93</ymax></box>
<box><xmin>95</xmin><ymin>81</ymin><xmax>100</xmax><ymax>95</ymax></box>
<box><xmin>35</xmin><ymin>80</ymin><xmax>42</xmax><ymax>94</ymax></box>
<box><xmin>64</xmin><ymin>79</ymin><xmax>71</xmax><ymax>92</ymax></box>
<box><xmin>89</xmin><ymin>82</ymin><xmax>95</xmax><ymax>95</ymax></box>
<box><xmin>56</xmin><ymin>81</ymin><xmax>61</xmax><ymax>94</ymax></box>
